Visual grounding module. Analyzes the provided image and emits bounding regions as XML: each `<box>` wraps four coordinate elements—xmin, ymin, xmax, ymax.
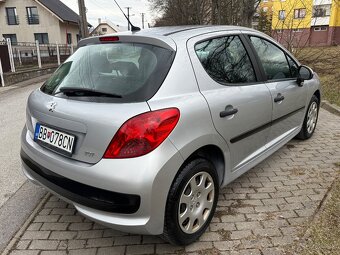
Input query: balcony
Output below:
<box><xmin>312</xmin><ymin>16</ymin><xmax>330</xmax><ymax>26</ymax></box>
<box><xmin>313</xmin><ymin>0</ymin><xmax>332</xmax><ymax>5</ymax></box>
<box><xmin>6</xmin><ymin>15</ymin><xmax>19</xmax><ymax>25</ymax></box>
<box><xmin>27</xmin><ymin>15</ymin><xmax>39</xmax><ymax>25</ymax></box>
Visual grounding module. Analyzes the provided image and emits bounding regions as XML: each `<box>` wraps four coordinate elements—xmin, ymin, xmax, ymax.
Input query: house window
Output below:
<box><xmin>294</xmin><ymin>8</ymin><xmax>306</xmax><ymax>19</ymax></box>
<box><xmin>34</xmin><ymin>33</ymin><xmax>49</xmax><ymax>44</ymax></box>
<box><xmin>279</xmin><ymin>10</ymin><xmax>285</xmax><ymax>20</ymax></box>
<box><xmin>292</xmin><ymin>28</ymin><xmax>303</xmax><ymax>33</ymax></box>
<box><xmin>76</xmin><ymin>34</ymin><xmax>81</xmax><ymax>42</ymax></box>
<box><xmin>6</xmin><ymin>7</ymin><xmax>19</xmax><ymax>25</ymax></box>
<box><xmin>276</xmin><ymin>29</ymin><xmax>283</xmax><ymax>33</ymax></box>
<box><xmin>67</xmin><ymin>33</ymin><xmax>72</xmax><ymax>44</ymax></box>
<box><xmin>314</xmin><ymin>26</ymin><xmax>328</xmax><ymax>31</ymax></box>
<box><xmin>26</xmin><ymin>7</ymin><xmax>39</xmax><ymax>24</ymax></box>
<box><xmin>102</xmin><ymin>27</ymin><xmax>107</xmax><ymax>32</ymax></box>
<box><xmin>3</xmin><ymin>34</ymin><xmax>17</xmax><ymax>45</ymax></box>
<box><xmin>313</xmin><ymin>4</ymin><xmax>331</xmax><ymax>17</ymax></box>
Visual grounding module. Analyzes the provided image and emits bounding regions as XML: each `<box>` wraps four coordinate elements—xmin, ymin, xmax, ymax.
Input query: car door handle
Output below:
<box><xmin>220</xmin><ymin>107</ymin><xmax>238</xmax><ymax>118</ymax></box>
<box><xmin>274</xmin><ymin>94</ymin><xmax>285</xmax><ymax>103</ymax></box>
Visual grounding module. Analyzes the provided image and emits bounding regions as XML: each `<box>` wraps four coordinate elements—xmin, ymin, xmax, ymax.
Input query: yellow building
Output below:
<box><xmin>265</xmin><ymin>0</ymin><xmax>340</xmax><ymax>46</ymax></box>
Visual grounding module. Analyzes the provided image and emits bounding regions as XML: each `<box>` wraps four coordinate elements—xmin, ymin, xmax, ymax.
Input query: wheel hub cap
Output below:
<box><xmin>307</xmin><ymin>102</ymin><xmax>318</xmax><ymax>134</ymax></box>
<box><xmin>178</xmin><ymin>172</ymin><xmax>215</xmax><ymax>234</ymax></box>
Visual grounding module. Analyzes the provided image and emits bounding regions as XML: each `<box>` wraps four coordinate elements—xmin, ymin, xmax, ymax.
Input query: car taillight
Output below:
<box><xmin>103</xmin><ymin>108</ymin><xmax>180</xmax><ymax>159</ymax></box>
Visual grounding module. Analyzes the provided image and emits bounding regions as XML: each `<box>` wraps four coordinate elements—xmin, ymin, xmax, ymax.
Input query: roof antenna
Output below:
<box><xmin>113</xmin><ymin>0</ymin><xmax>141</xmax><ymax>32</ymax></box>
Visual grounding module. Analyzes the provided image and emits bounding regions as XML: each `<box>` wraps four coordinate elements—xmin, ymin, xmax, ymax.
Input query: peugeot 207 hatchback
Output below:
<box><xmin>21</xmin><ymin>26</ymin><xmax>320</xmax><ymax>245</ymax></box>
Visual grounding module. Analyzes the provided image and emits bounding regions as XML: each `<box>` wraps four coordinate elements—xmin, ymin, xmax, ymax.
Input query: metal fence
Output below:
<box><xmin>0</xmin><ymin>39</ymin><xmax>74</xmax><ymax>86</ymax></box>
<box><xmin>2</xmin><ymin>40</ymin><xmax>74</xmax><ymax>72</ymax></box>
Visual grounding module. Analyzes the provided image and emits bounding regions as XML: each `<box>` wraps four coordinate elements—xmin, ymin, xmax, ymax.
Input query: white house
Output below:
<box><xmin>0</xmin><ymin>0</ymin><xmax>91</xmax><ymax>45</ymax></box>
<box><xmin>90</xmin><ymin>19</ymin><xmax>120</xmax><ymax>37</ymax></box>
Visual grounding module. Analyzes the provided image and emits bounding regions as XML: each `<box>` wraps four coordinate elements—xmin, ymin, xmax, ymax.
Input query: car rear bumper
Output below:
<box><xmin>21</xmin><ymin>126</ymin><xmax>184</xmax><ymax>235</ymax></box>
<box><xmin>21</xmin><ymin>150</ymin><xmax>141</xmax><ymax>214</ymax></box>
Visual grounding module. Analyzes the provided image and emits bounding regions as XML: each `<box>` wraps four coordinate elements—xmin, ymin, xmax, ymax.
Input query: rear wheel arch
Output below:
<box><xmin>177</xmin><ymin>145</ymin><xmax>225</xmax><ymax>186</ymax></box>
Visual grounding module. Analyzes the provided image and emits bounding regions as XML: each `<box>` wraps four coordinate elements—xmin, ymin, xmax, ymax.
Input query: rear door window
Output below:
<box><xmin>195</xmin><ymin>35</ymin><xmax>256</xmax><ymax>85</ymax></box>
<box><xmin>41</xmin><ymin>43</ymin><xmax>175</xmax><ymax>102</ymax></box>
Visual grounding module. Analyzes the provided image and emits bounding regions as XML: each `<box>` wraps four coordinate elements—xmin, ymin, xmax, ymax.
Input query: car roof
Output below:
<box><xmin>119</xmin><ymin>25</ymin><xmax>257</xmax><ymax>40</ymax></box>
<box><xmin>78</xmin><ymin>25</ymin><xmax>264</xmax><ymax>52</ymax></box>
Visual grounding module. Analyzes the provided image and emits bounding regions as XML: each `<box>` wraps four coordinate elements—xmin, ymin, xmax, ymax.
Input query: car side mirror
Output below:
<box><xmin>297</xmin><ymin>65</ymin><xmax>313</xmax><ymax>87</ymax></box>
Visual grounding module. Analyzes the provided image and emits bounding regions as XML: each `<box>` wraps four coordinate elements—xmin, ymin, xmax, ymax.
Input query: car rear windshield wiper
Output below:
<box><xmin>55</xmin><ymin>87</ymin><xmax>122</xmax><ymax>98</ymax></box>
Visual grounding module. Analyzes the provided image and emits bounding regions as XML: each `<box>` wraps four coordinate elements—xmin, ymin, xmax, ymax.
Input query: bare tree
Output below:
<box><xmin>149</xmin><ymin>0</ymin><xmax>261</xmax><ymax>27</ymax></box>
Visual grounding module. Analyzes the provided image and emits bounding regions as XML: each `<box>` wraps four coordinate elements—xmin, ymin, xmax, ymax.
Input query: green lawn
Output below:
<box><xmin>295</xmin><ymin>46</ymin><xmax>340</xmax><ymax>107</ymax></box>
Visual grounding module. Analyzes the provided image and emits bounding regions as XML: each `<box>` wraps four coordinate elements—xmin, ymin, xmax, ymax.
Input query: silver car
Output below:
<box><xmin>21</xmin><ymin>26</ymin><xmax>320</xmax><ymax>245</ymax></box>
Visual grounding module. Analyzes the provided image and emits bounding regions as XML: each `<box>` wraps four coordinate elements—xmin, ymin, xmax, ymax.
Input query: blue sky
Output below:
<box><xmin>60</xmin><ymin>0</ymin><xmax>153</xmax><ymax>29</ymax></box>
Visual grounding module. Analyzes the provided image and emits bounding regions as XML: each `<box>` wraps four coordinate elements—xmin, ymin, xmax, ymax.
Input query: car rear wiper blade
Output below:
<box><xmin>55</xmin><ymin>87</ymin><xmax>122</xmax><ymax>98</ymax></box>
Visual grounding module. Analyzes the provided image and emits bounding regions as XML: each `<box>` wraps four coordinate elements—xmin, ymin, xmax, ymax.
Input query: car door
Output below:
<box><xmin>247</xmin><ymin>35</ymin><xmax>308</xmax><ymax>144</ymax></box>
<box><xmin>187</xmin><ymin>32</ymin><xmax>272</xmax><ymax>171</ymax></box>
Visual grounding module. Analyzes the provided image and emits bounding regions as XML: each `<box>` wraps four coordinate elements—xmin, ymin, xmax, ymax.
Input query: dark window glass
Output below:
<box><xmin>195</xmin><ymin>36</ymin><xmax>256</xmax><ymax>84</ymax></box>
<box><xmin>313</xmin><ymin>4</ymin><xmax>331</xmax><ymax>17</ymax></box>
<box><xmin>279</xmin><ymin>10</ymin><xmax>285</xmax><ymax>20</ymax></box>
<box><xmin>6</xmin><ymin>7</ymin><xmax>19</xmax><ymax>25</ymax></box>
<box><xmin>67</xmin><ymin>33</ymin><xmax>72</xmax><ymax>44</ymax></box>
<box><xmin>3</xmin><ymin>34</ymin><xmax>17</xmax><ymax>45</ymax></box>
<box><xmin>294</xmin><ymin>8</ymin><xmax>306</xmax><ymax>19</ymax></box>
<box><xmin>76</xmin><ymin>34</ymin><xmax>81</xmax><ymax>42</ymax></box>
<box><xmin>34</xmin><ymin>33</ymin><xmax>49</xmax><ymax>44</ymax></box>
<box><xmin>250</xmin><ymin>36</ymin><xmax>292</xmax><ymax>80</ymax></box>
<box><xmin>287</xmin><ymin>55</ymin><xmax>298</xmax><ymax>78</ymax></box>
<box><xmin>40</xmin><ymin>43</ymin><xmax>175</xmax><ymax>103</ymax></box>
<box><xmin>26</xmin><ymin>7</ymin><xmax>39</xmax><ymax>24</ymax></box>
<box><xmin>102</xmin><ymin>27</ymin><xmax>107</xmax><ymax>32</ymax></box>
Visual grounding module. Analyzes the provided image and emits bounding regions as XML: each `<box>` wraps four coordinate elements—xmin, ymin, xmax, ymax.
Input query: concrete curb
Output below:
<box><xmin>0</xmin><ymin>182</ymin><xmax>48</xmax><ymax>255</ymax></box>
<box><xmin>1</xmin><ymin>191</ymin><xmax>50</xmax><ymax>255</ymax></box>
<box><xmin>321</xmin><ymin>100</ymin><xmax>340</xmax><ymax>117</ymax></box>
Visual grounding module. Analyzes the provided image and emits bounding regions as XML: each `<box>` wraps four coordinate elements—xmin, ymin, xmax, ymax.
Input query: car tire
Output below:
<box><xmin>296</xmin><ymin>95</ymin><xmax>319</xmax><ymax>140</ymax></box>
<box><xmin>162</xmin><ymin>158</ymin><xmax>219</xmax><ymax>245</ymax></box>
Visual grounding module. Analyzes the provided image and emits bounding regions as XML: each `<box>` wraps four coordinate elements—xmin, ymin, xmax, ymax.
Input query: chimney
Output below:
<box><xmin>98</xmin><ymin>18</ymin><xmax>102</xmax><ymax>24</ymax></box>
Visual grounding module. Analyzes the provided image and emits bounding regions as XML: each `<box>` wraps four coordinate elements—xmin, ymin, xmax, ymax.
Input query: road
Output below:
<box><xmin>0</xmin><ymin>81</ymin><xmax>47</xmax><ymax>253</ymax></box>
<box><xmin>0</xmin><ymin>82</ymin><xmax>41</xmax><ymax>207</ymax></box>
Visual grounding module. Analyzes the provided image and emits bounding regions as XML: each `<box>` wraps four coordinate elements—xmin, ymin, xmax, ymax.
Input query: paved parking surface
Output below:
<box><xmin>7</xmin><ymin>109</ymin><xmax>340</xmax><ymax>255</ymax></box>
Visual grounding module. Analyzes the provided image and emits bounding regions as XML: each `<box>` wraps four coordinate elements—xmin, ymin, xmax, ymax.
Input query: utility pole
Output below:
<box><xmin>78</xmin><ymin>0</ymin><xmax>89</xmax><ymax>38</ymax></box>
<box><xmin>125</xmin><ymin>7</ymin><xmax>132</xmax><ymax>31</ymax></box>
<box><xmin>141</xmin><ymin>13</ymin><xmax>145</xmax><ymax>29</ymax></box>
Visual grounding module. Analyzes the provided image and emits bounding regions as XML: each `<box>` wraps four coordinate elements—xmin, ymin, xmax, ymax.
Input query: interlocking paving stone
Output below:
<box><xmin>8</xmin><ymin>110</ymin><xmax>340</xmax><ymax>254</ymax></box>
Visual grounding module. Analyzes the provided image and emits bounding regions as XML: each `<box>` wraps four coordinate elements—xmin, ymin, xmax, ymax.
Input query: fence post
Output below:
<box><xmin>36</xmin><ymin>40</ymin><xmax>42</xmax><ymax>68</ymax></box>
<box><xmin>17</xmin><ymin>48</ymin><xmax>22</xmax><ymax>66</ymax></box>
<box><xmin>0</xmin><ymin>58</ymin><xmax>5</xmax><ymax>87</ymax></box>
<box><xmin>56</xmin><ymin>43</ymin><xmax>61</xmax><ymax>66</ymax></box>
<box><xmin>6</xmin><ymin>38</ymin><xmax>16</xmax><ymax>73</ymax></box>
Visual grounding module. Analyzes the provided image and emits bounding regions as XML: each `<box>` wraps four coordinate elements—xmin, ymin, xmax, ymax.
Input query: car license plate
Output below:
<box><xmin>34</xmin><ymin>124</ymin><xmax>75</xmax><ymax>155</ymax></box>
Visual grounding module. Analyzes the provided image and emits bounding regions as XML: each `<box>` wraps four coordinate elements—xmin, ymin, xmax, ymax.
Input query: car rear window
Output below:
<box><xmin>41</xmin><ymin>43</ymin><xmax>175</xmax><ymax>102</ymax></box>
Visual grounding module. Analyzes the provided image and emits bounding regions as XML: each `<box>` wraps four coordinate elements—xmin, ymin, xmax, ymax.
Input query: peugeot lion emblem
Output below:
<box><xmin>48</xmin><ymin>102</ymin><xmax>57</xmax><ymax>112</ymax></box>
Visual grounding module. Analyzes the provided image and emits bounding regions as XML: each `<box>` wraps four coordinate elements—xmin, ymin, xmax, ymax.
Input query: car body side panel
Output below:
<box><xmin>186</xmin><ymin>31</ymin><xmax>273</xmax><ymax>171</ymax></box>
<box><xmin>265</xmin><ymin>79</ymin><xmax>308</xmax><ymax>143</ymax></box>
<box><xmin>147</xmin><ymin>40</ymin><xmax>231</xmax><ymax>184</ymax></box>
